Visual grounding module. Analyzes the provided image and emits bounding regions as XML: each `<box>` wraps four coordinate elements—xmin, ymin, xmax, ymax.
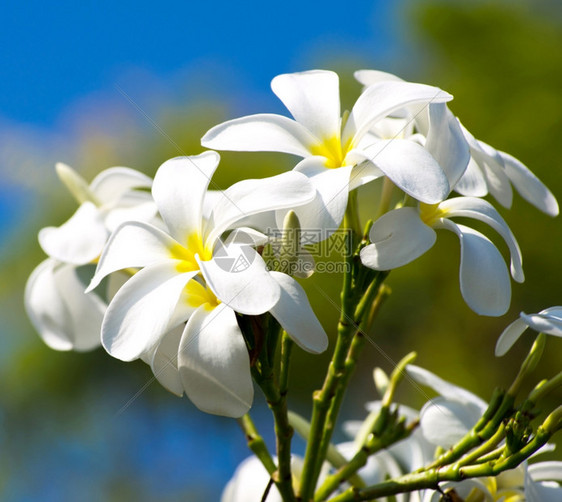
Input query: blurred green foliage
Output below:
<box><xmin>1</xmin><ymin>0</ymin><xmax>561</xmax><ymax>499</ymax></box>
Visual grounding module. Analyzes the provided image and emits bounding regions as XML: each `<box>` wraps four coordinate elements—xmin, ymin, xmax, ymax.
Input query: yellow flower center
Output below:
<box><xmin>419</xmin><ymin>203</ymin><xmax>449</xmax><ymax>227</ymax></box>
<box><xmin>309</xmin><ymin>134</ymin><xmax>354</xmax><ymax>169</ymax></box>
<box><xmin>184</xmin><ymin>279</ymin><xmax>221</xmax><ymax>310</ymax></box>
<box><xmin>170</xmin><ymin>232</ymin><xmax>213</xmax><ymax>273</ymax></box>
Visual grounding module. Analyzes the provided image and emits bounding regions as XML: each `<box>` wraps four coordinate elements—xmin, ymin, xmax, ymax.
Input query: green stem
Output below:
<box><xmin>238</xmin><ymin>414</ymin><xmax>277</xmax><ymax>475</ymax></box>
<box><xmin>310</xmin><ymin>278</ymin><xmax>390</xmax><ymax>498</ymax></box>
<box><xmin>254</xmin><ymin>366</ymin><xmax>296</xmax><ymax>502</ymax></box>
<box><xmin>279</xmin><ymin>332</ymin><xmax>293</xmax><ymax>397</ymax></box>
<box><xmin>528</xmin><ymin>370</ymin><xmax>562</xmax><ymax>403</ymax></box>
<box><xmin>298</xmin><ymin>203</ymin><xmax>360</xmax><ymax>501</ymax></box>
<box><xmin>326</xmin><ymin>421</ymin><xmax>555</xmax><ymax>502</ymax></box>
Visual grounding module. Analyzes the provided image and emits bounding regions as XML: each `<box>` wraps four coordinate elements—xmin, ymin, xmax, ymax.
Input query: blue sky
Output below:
<box><xmin>1</xmin><ymin>1</ymin><xmax>400</xmax><ymax>127</ymax></box>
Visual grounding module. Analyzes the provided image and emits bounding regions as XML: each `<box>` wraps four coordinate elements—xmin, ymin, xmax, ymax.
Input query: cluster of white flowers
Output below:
<box><xmin>24</xmin><ymin>68</ymin><xmax>562</xmax><ymax>500</ymax></box>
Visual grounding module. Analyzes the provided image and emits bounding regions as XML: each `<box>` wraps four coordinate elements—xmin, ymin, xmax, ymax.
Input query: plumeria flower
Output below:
<box><xmin>406</xmin><ymin>365</ymin><xmax>487</xmax><ymax>449</ymax></box>
<box><xmin>24</xmin><ymin>260</ymin><xmax>106</xmax><ymax>351</ymax></box>
<box><xmin>355</xmin><ymin>69</ymin><xmax>559</xmax><ymax>217</ymax></box>
<box><xmin>202</xmin><ymin>70</ymin><xmax>455</xmax><ymax>235</ymax></box>
<box><xmin>87</xmin><ymin>151</ymin><xmax>327</xmax><ymax>417</ymax></box>
<box><xmin>360</xmin><ymin>196</ymin><xmax>524</xmax><ymax>316</ymax></box>
<box><xmin>25</xmin><ymin>164</ymin><xmax>156</xmax><ymax>350</ymax></box>
<box><xmin>355</xmin><ymin>69</ymin><xmax>470</xmax><ymax>192</ymax></box>
<box><xmin>38</xmin><ymin>163</ymin><xmax>155</xmax><ymax>265</ymax></box>
<box><xmin>495</xmin><ymin>306</ymin><xmax>562</xmax><ymax>356</ymax></box>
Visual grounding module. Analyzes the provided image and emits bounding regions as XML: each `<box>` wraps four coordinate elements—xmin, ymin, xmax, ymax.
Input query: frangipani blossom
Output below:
<box><xmin>360</xmin><ymin>196</ymin><xmax>524</xmax><ymax>316</ymax></box>
<box><xmin>355</xmin><ymin>69</ymin><xmax>470</xmax><ymax>192</ymax></box>
<box><xmin>495</xmin><ymin>306</ymin><xmax>562</xmax><ymax>356</ymax></box>
<box><xmin>24</xmin><ymin>259</ymin><xmax>106</xmax><ymax>351</ymax></box>
<box><xmin>202</xmin><ymin>70</ymin><xmax>455</xmax><ymax>233</ymax></box>
<box><xmin>38</xmin><ymin>163</ymin><xmax>155</xmax><ymax>265</ymax></box>
<box><xmin>87</xmin><ymin>151</ymin><xmax>327</xmax><ymax>416</ymax></box>
<box><xmin>355</xmin><ymin>69</ymin><xmax>559</xmax><ymax>217</ymax></box>
<box><xmin>406</xmin><ymin>365</ymin><xmax>487</xmax><ymax>449</ymax></box>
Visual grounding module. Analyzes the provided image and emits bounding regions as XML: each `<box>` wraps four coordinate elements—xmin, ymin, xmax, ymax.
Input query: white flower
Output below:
<box><xmin>360</xmin><ymin>196</ymin><xmax>524</xmax><ymax>316</ymax></box>
<box><xmin>406</xmin><ymin>365</ymin><xmax>487</xmax><ymax>450</ymax></box>
<box><xmin>87</xmin><ymin>151</ymin><xmax>327</xmax><ymax>416</ymax></box>
<box><xmin>202</xmin><ymin>70</ymin><xmax>454</xmax><ymax>234</ymax></box>
<box><xmin>355</xmin><ymin>69</ymin><xmax>470</xmax><ymax>192</ymax></box>
<box><xmin>38</xmin><ymin>163</ymin><xmax>155</xmax><ymax>265</ymax></box>
<box><xmin>24</xmin><ymin>260</ymin><xmax>106</xmax><ymax>351</ymax></box>
<box><xmin>495</xmin><ymin>306</ymin><xmax>562</xmax><ymax>356</ymax></box>
<box><xmin>25</xmin><ymin>163</ymin><xmax>156</xmax><ymax>350</ymax></box>
<box><xmin>355</xmin><ymin>69</ymin><xmax>559</xmax><ymax>217</ymax></box>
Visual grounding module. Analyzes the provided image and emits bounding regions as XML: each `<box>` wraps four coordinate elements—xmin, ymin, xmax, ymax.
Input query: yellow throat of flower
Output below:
<box><xmin>170</xmin><ymin>233</ymin><xmax>213</xmax><ymax>273</ymax></box>
<box><xmin>309</xmin><ymin>134</ymin><xmax>354</xmax><ymax>169</ymax></box>
<box><xmin>419</xmin><ymin>203</ymin><xmax>449</xmax><ymax>227</ymax></box>
<box><xmin>184</xmin><ymin>279</ymin><xmax>221</xmax><ymax>310</ymax></box>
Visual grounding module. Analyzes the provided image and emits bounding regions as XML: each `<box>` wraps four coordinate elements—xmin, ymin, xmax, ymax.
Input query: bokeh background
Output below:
<box><xmin>1</xmin><ymin>0</ymin><xmax>561</xmax><ymax>500</ymax></box>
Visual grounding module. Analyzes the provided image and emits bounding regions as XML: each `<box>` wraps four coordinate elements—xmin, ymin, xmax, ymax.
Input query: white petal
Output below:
<box><xmin>56</xmin><ymin>264</ymin><xmax>106</xmax><ymax>351</ymax></box>
<box><xmin>149</xmin><ymin>325</ymin><xmax>184</xmax><ymax>397</ymax></box>
<box><xmin>102</xmin><ymin>191</ymin><xmax>158</xmax><ymax>231</ymax></box>
<box><xmin>201</xmin><ymin>113</ymin><xmax>317</xmax><ymax>157</ymax></box>
<box><xmin>361</xmin><ymin>207</ymin><xmax>436</xmax><ymax>270</ymax></box>
<box><xmin>290</xmin><ymin>159</ymin><xmax>353</xmax><ymax>240</ymax></box>
<box><xmin>152</xmin><ymin>152</ymin><xmax>219</xmax><ymax>242</ymax></box>
<box><xmin>25</xmin><ymin>259</ymin><xmax>73</xmax><ymax>350</ymax></box>
<box><xmin>420</xmin><ymin>397</ymin><xmax>483</xmax><ymax>448</ymax></box>
<box><xmin>441</xmin><ymin>220</ymin><xmax>511</xmax><ymax>316</ymax></box>
<box><xmin>87</xmin><ymin>221</ymin><xmax>180</xmax><ymax>292</ymax></box>
<box><xmin>269</xmin><ymin>271</ymin><xmax>328</xmax><ymax>353</ymax></box>
<box><xmin>521</xmin><ymin>307</ymin><xmax>562</xmax><ymax>336</ymax></box>
<box><xmin>354</xmin><ymin>69</ymin><xmax>405</xmax><ymax>87</ymax></box>
<box><xmin>454</xmin><ymin>157</ymin><xmax>488</xmax><ymax>197</ymax></box>
<box><xmin>362</xmin><ymin>139</ymin><xmax>450</xmax><ymax>203</ymax></box>
<box><xmin>101</xmin><ymin>262</ymin><xmax>196</xmax><ymax>361</ymax></box>
<box><xmin>271</xmin><ymin>70</ymin><xmax>341</xmax><ymax>141</ymax></box>
<box><xmin>90</xmin><ymin>167</ymin><xmax>152</xmax><ymax>205</ymax></box>
<box><xmin>347</xmin><ymin>153</ymin><xmax>385</xmax><ymax>190</ymax></box>
<box><xmin>406</xmin><ymin>365</ymin><xmax>487</xmax><ymax>409</ymax></box>
<box><xmin>178</xmin><ymin>304</ymin><xmax>253</xmax><ymax>417</ymax></box>
<box><xmin>221</xmin><ymin>456</ymin><xmax>283</xmax><ymax>502</ymax></box>
<box><xmin>473</xmin><ymin>144</ymin><xmax>513</xmax><ymax>208</ymax></box>
<box><xmin>55</xmin><ymin>162</ymin><xmax>97</xmax><ymax>204</ymax></box>
<box><xmin>526</xmin><ymin>462</ymin><xmax>562</xmax><ymax>502</ymax></box>
<box><xmin>206</xmin><ymin>171</ymin><xmax>315</xmax><ymax>245</ymax></box>
<box><xmin>424</xmin><ymin>104</ymin><xmax>470</xmax><ymax>188</ymax></box>
<box><xmin>25</xmin><ymin>260</ymin><xmax>105</xmax><ymax>351</ymax></box>
<box><xmin>495</xmin><ymin>317</ymin><xmax>530</xmax><ymax>356</ymax></box>
<box><xmin>440</xmin><ymin>196</ymin><xmax>524</xmax><ymax>283</ymax></box>
<box><xmin>500</xmin><ymin>151</ymin><xmax>559</xmax><ymax>216</ymax></box>
<box><xmin>38</xmin><ymin>202</ymin><xmax>108</xmax><ymax>265</ymax></box>
<box><xmin>343</xmin><ymin>80</ymin><xmax>453</xmax><ymax>146</ymax></box>
<box><xmin>199</xmin><ymin>250</ymin><xmax>280</xmax><ymax>315</ymax></box>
